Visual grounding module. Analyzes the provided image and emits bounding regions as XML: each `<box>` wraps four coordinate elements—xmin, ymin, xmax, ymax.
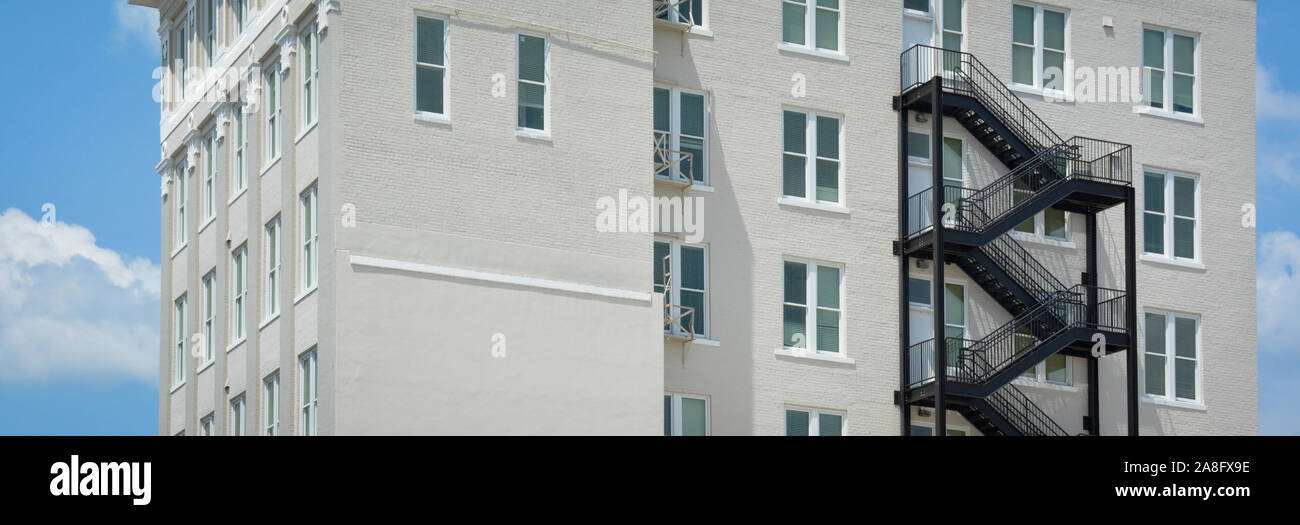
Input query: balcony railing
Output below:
<box><xmin>654</xmin><ymin>130</ymin><xmax>696</xmax><ymax>186</ymax></box>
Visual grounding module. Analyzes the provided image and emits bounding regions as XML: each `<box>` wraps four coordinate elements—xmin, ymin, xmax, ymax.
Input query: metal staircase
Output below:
<box><xmin>895</xmin><ymin>44</ymin><xmax>1139</xmax><ymax>436</ymax></box>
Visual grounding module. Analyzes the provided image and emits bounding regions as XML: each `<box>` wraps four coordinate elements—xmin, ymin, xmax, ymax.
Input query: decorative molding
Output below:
<box><xmin>275</xmin><ymin>15</ymin><xmax>298</xmax><ymax>75</ymax></box>
<box><xmin>316</xmin><ymin>0</ymin><xmax>340</xmax><ymax>35</ymax></box>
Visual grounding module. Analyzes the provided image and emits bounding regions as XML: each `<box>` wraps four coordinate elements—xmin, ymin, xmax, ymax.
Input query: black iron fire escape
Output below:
<box><xmin>893</xmin><ymin>45</ymin><xmax>1139</xmax><ymax>436</ymax></box>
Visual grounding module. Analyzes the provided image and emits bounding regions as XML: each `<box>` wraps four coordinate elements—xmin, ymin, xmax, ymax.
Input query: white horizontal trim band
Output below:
<box><xmin>349</xmin><ymin>255</ymin><xmax>652</xmax><ymax>302</ymax></box>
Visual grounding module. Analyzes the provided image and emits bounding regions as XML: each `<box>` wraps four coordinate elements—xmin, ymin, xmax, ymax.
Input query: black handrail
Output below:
<box><xmin>959</xmin><ymin>348</ymin><xmax>1069</xmax><ymax>436</ymax></box>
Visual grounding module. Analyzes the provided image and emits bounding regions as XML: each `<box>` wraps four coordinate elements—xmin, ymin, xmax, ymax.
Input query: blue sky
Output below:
<box><xmin>0</xmin><ymin>1</ymin><xmax>1297</xmax><ymax>435</ymax></box>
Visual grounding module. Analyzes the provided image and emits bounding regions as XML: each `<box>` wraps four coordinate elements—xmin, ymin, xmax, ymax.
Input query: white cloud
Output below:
<box><xmin>0</xmin><ymin>208</ymin><xmax>158</xmax><ymax>384</ymax></box>
<box><xmin>1257</xmin><ymin>64</ymin><xmax>1300</xmax><ymax>123</ymax></box>
<box><xmin>1258</xmin><ymin>230</ymin><xmax>1300</xmax><ymax>356</ymax></box>
<box><xmin>113</xmin><ymin>0</ymin><xmax>160</xmax><ymax>54</ymax></box>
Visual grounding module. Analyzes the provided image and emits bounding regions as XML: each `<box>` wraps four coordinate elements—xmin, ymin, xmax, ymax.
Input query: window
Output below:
<box><xmin>232</xmin><ymin>106</ymin><xmax>246</xmax><ymax>194</ymax></box>
<box><xmin>908</xmin><ymin>278</ymin><xmax>965</xmax><ymax>368</ymax></box>
<box><xmin>203</xmin><ymin>0</ymin><xmax>216</xmax><ymax>67</ymax></box>
<box><xmin>1143</xmin><ymin>170</ymin><xmax>1197</xmax><ymax>260</ymax></box>
<box><xmin>654</xmin><ymin>240</ymin><xmax>708</xmax><ymax>338</ymax></box>
<box><xmin>517</xmin><ymin>33</ymin><xmax>548</xmax><ymax>131</ymax></box>
<box><xmin>1144</xmin><ymin>312</ymin><xmax>1199</xmax><ymax>402</ymax></box>
<box><xmin>172</xmin><ymin>21</ymin><xmax>188</xmax><ymax>105</ymax></box>
<box><xmin>264</xmin><ymin>63</ymin><xmax>281</xmax><ymax>162</ymax></box>
<box><xmin>229</xmin><ymin>395</ymin><xmax>246</xmax><ymax>436</ymax></box>
<box><xmin>1013</xmin><ymin>180</ymin><xmax>1069</xmax><ymax>241</ymax></box>
<box><xmin>910</xmin><ymin>424</ymin><xmax>967</xmax><ymax>436</ymax></box>
<box><xmin>782</xmin><ymin>110</ymin><xmax>842</xmax><ymax>205</ymax></box>
<box><xmin>300</xmin><ymin>24</ymin><xmax>318</xmax><ymax>128</ymax></box>
<box><xmin>664</xmin><ymin>393</ymin><xmax>709</xmax><ymax>436</ymax></box>
<box><xmin>299</xmin><ymin>349</ymin><xmax>318</xmax><ymax>436</ymax></box>
<box><xmin>1143</xmin><ymin>27</ymin><xmax>1197</xmax><ymax>115</ymax></box>
<box><xmin>653</xmin><ymin>87</ymin><xmax>708</xmax><ymax>184</ymax></box>
<box><xmin>1011</xmin><ymin>3</ymin><xmax>1068</xmax><ymax>91</ymax></box>
<box><xmin>300</xmin><ymin>185</ymin><xmax>318</xmax><ymax>292</ymax></box>
<box><xmin>233</xmin><ymin>0</ymin><xmax>247</xmax><ymax>36</ymax></box>
<box><xmin>782</xmin><ymin>260</ymin><xmax>843</xmax><ymax>354</ymax></box>
<box><xmin>785</xmin><ymin>407</ymin><xmax>844</xmax><ymax>436</ymax></box>
<box><xmin>200</xmin><ymin>414</ymin><xmax>214</xmax><ymax>436</ymax></box>
<box><xmin>782</xmin><ymin>0</ymin><xmax>841</xmax><ymax>53</ymax></box>
<box><xmin>264</xmin><ymin>217</ymin><xmax>281</xmax><ymax>318</ymax></box>
<box><xmin>173</xmin><ymin>295</ymin><xmax>187</xmax><ymax>387</ymax></box>
<box><xmin>202</xmin><ymin>130</ymin><xmax>216</xmax><ymax>222</ymax></box>
<box><xmin>263</xmin><ymin>372</ymin><xmax>280</xmax><ymax>436</ymax></box>
<box><xmin>415</xmin><ymin>15</ymin><xmax>448</xmax><ymax>117</ymax></box>
<box><xmin>1020</xmin><ymin>353</ymin><xmax>1072</xmax><ymax>385</ymax></box>
<box><xmin>656</xmin><ymin>0</ymin><xmax>704</xmax><ymax>27</ymax></box>
<box><xmin>201</xmin><ymin>271</ymin><xmax>215</xmax><ymax>364</ymax></box>
<box><xmin>174</xmin><ymin>165</ymin><xmax>187</xmax><ymax>249</ymax></box>
<box><xmin>232</xmin><ymin>246</ymin><xmax>247</xmax><ymax>341</ymax></box>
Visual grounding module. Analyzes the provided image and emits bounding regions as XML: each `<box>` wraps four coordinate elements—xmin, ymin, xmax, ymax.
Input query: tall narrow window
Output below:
<box><xmin>172</xmin><ymin>21</ymin><xmax>188</xmax><ymax>105</ymax></box>
<box><xmin>1144</xmin><ymin>27</ymin><xmax>1197</xmax><ymax>115</ymax></box>
<box><xmin>1011</xmin><ymin>3</ymin><xmax>1068</xmax><ymax>91</ymax></box>
<box><xmin>229</xmin><ymin>395</ymin><xmax>246</xmax><ymax>436</ymax></box>
<box><xmin>232</xmin><ymin>245</ymin><xmax>247</xmax><ymax>341</ymax></box>
<box><xmin>782</xmin><ymin>0</ymin><xmax>840</xmax><ymax>53</ymax></box>
<box><xmin>415</xmin><ymin>16</ymin><xmax>448</xmax><ymax>117</ymax></box>
<box><xmin>174</xmin><ymin>165</ymin><xmax>187</xmax><ymax>249</ymax></box>
<box><xmin>1142</xmin><ymin>169</ymin><xmax>1197</xmax><ymax>261</ymax></box>
<box><xmin>202</xmin><ymin>131</ymin><xmax>216</xmax><ymax>222</ymax></box>
<box><xmin>264</xmin><ymin>217</ymin><xmax>281</xmax><ymax>318</ymax></box>
<box><xmin>201</xmin><ymin>271</ymin><xmax>215</xmax><ymax>364</ymax></box>
<box><xmin>299</xmin><ymin>349</ymin><xmax>318</xmax><ymax>436</ymax></box>
<box><xmin>200</xmin><ymin>414</ymin><xmax>214</xmax><ymax>436</ymax></box>
<box><xmin>173</xmin><ymin>295</ymin><xmax>187</xmax><ymax>387</ymax></box>
<box><xmin>654</xmin><ymin>240</ymin><xmax>708</xmax><ymax>338</ymax></box>
<box><xmin>300</xmin><ymin>185</ymin><xmax>318</xmax><ymax>292</ymax></box>
<box><xmin>940</xmin><ymin>0</ymin><xmax>963</xmax><ymax>60</ymax></box>
<box><xmin>785</xmin><ymin>407</ymin><xmax>845</xmax><ymax>436</ymax></box>
<box><xmin>232</xmin><ymin>107</ymin><xmax>246</xmax><ymax>194</ymax></box>
<box><xmin>233</xmin><ymin>0</ymin><xmax>247</xmax><ymax>36</ymax></box>
<box><xmin>1144</xmin><ymin>312</ymin><xmax>1199</xmax><ymax>402</ymax></box>
<box><xmin>782</xmin><ymin>110</ymin><xmax>842</xmax><ymax>206</ymax></box>
<box><xmin>204</xmin><ymin>0</ymin><xmax>215</xmax><ymax>67</ymax></box>
<box><xmin>517</xmin><ymin>33</ymin><xmax>547</xmax><ymax>131</ymax></box>
<box><xmin>264</xmin><ymin>372</ymin><xmax>280</xmax><ymax>436</ymax></box>
<box><xmin>300</xmin><ymin>25</ymin><xmax>318</xmax><ymax>128</ymax></box>
<box><xmin>783</xmin><ymin>260</ymin><xmax>842</xmax><ymax>354</ymax></box>
<box><xmin>264</xmin><ymin>63</ymin><xmax>281</xmax><ymax>162</ymax></box>
<box><xmin>664</xmin><ymin>393</ymin><xmax>709</xmax><ymax>436</ymax></box>
<box><xmin>653</xmin><ymin>87</ymin><xmax>708</xmax><ymax>184</ymax></box>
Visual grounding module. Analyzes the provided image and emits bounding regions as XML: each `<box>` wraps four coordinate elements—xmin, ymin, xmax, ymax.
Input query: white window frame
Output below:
<box><xmin>263</xmin><ymin>62</ymin><xmax>281</xmax><ymax>164</ymax></box>
<box><xmin>414</xmin><ymin>13</ymin><xmax>450</xmax><ymax>120</ymax></box>
<box><xmin>229</xmin><ymin>394</ymin><xmax>246</xmax><ymax>436</ymax></box>
<box><xmin>781</xmin><ymin>0</ymin><xmax>844</xmax><ymax>55</ymax></box>
<box><xmin>203</xmin><ymin>0</ymin><xmax>216</xmax><ymax>68</ymax></box>
<box><xmin>201</xmin><ymin>270</ymin><xmax>215</xmax><ymax>364</ymax></box>
<box><xmin>174</xmin><ymin>164</ymin><xmax>187</xmax><ymax>250</ymax></box>
<box><xmin>784</xmin><ymin>405</ymin><xmax>847</xmax><ymax>436</ymax></box>
<box><xmin>263</xmin><ymin>372</ymin><xmax>280</xmax><ymax>436</ymax></box>
<box><xmin>909</xmin><ymin>276</ymin><xmax>966</xmax><ymax>373</ymax></box>
<box><xmin>782</xmin><ymin>258</ymin><xmax>845</xmax><ymax>356</ymax></box>
<box><xmin>300</xmin><ymin>185</ymin><xmax>319</xmax><ymax>293</ymax></box>
<box><xmin>656</xmin><ymin>0</ymin><xmax>707</xmax><ymax>28</ymax></box>
<box><xmin>654</xmin><ymin>85</ymin><xmax>709</xmax><ymax>185</ymax></box>
<box><xmin>233</xmin><ymin>0</ymin><xmax>247</xmax><ymax>36</ymax></box>
<box><xmin>1142</xmin><ymin>310</ymin><xmax>1201</xmax><ymax>403</ymax></box>
<box><xmin>300</xmin><ymin>22</ymin><xmax>319</xmax><ymax>129</ymax></box>
<box><xmin>231</xmin><ymin>245</ymin><xmax>247</xmax><ymax>342</ymax></box>
<box><xmin>1019</xmin><ymin>354</ymin><xmax>1073</xmax><ymax>386</ymax></box>
<box><xmin>781</xmin><ymin>108</ymin><xmax>844</xmax><ymax>207</ymax></box>
<box><xmin>202</xmin><ymin>129</ymin><xmax>216</xmax><ymax>223</ymax></box>
<box><xmin>910</xmin><ymin>422</ymin><xmax>970</xmax><ymax>436</ymax></box>
<box><xmin>1142</xmin><ymin>168</ymin><xmax>1200</xmax><ymax>263</ymax></box>
<box><xmin>173</xmin><ymin>294</ymin><xmax>187</xmax><ymax>387</ymax></box>
<box><xmin>299</xmin><ymin>349</ymin><xmax>318</xmax><ymax>436</ymax></box>
<box><xmin>231</xmin><ymin>105</ymin><xmax>247</xmax><ymax>196</ymax></box>
<box><xmin>264</xmin><ymin>216</ymin><xmax>281</xmax><ymax>319</ymax></box>
<box><xmin>664</xmin><ymin>392</ymin><xmax>710</xmax><ymax>436</ymax></box>
<box><xmin>1142</xmin><ymin>25</ymin><xmax>1199</xmax><ymax>117</ymax></box>
<box><xmin>655</xmin><ymin>238</ymin><xmax>709</xmax><ymax>339</ymax></box>
<box><xmin>515</xmin><ymin>31</ymin><xmax>550</xmax><ymax>134</ymax></box>
<box><xmin>200</xmin><ymin>413</ymin><xmax>214</xmax><ymax>436</ymax></box>
<box><xmin>1010</xmin><ymin>2</ymin><xmax>1070</xmax><ymax>94</ymax></box>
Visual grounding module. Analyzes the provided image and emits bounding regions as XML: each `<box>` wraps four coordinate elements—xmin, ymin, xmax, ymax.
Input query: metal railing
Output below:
<box><xmin>654</xmin><ymin>131</ymin><xmax>696</xmax><ymax>186</ymax></box>
<box><xmin>653</xmin><ymin>0</ymin><xmax>696</xmax><ymax>27</ymax></box>
<box><xmin>901</xmin><ymin>44</ymin><xmax>1063</xmax><ymax>156</ymax></box>
<box><xmin>978</xmin><ymin>234</ymin><xmax>1069</xmax><ymax>306</ymax></box>
<box><xmin>660</xmin><ymin>254</ymin><xmax>696</xmax><ymax>341</ymax></box>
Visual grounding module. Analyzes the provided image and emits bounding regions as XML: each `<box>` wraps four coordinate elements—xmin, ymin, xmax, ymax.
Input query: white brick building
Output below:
<box><xmin>137</xmin><ymin>0</ymin><xmax>1256</xmax><ymax>435</ymax></box>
